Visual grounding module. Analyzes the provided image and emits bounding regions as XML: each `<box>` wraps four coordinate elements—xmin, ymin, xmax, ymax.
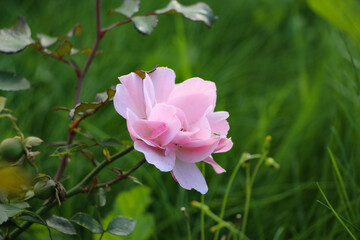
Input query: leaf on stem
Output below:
<box><xmin>110</xmin><ymin>0</ymin><xmax>141</xmax><ymax>17</ymax></box>
<box><xmin>0</xmin><ymin>204</ymin><xmax>24</xmax><ymax>224</ymax></box>
<box><xmin>0</xmin><ymin>71</ymin><xmax>31</xmax><ymax>91</ymax></box>
<box><xmin>71</xmin><ymin>212</ymin><xmax>103</xmax><ymax>234</ymax></box>
<box><xmin>37</xmin><ymin>33</ymin><xmax>58</xmax><ymax>48</ymax></box>
<box><xmin>0</xmin><ymin>16</ymin><xmax>35</xmax><ymax>53</ymax></box>
<box><xmin>53</xmin><ymin>40</ymin><xmax>72</xmax><ymax>57</ymax></box>
<box><xmin>46</xmin><ymin>215</ymin><xmax>77</xmax><ymax>235</ymax></box>
<box><xmin>98</xmin><ymin>138</ymin><xmax>122</xmax><ymax>147</ymax></box>
<box><xmin>67</xmin><ymin>24</ymin><xmax>82</xmax><ymax>37</ymax></box>
<box><xmin>156</xmin><ymin>0</ymin><xmax>218</xmax><ymax>27</ymax></box>
<box><xmin>89</xmin><ymin>187</ymin><xmax>106</xmax><ymax>207</ymax></box>
<box><xmin>51</xmin><ymin>143</ymin><xmax>88</xmax><ymax>157</ymax></box>
<box><xmin>106</xmin><ymin>216</ymin><xmax>136</xmax><ymax>236</ymax></box>
<box><xmin>132</xmin><ymin>15</ymin><xmax>159</xmax><ymax>35</ymax></box>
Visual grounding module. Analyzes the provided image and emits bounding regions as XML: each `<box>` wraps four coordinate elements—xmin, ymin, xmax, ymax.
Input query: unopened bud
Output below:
<box><xmin>0</xmin><ymin>137</ymin><xmax>24</xmax><ymax>162</ymax></box>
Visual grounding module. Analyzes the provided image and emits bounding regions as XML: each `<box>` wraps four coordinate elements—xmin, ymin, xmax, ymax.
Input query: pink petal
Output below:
<box><xmin>207</xmin><ymin>111</ymin><xmax>230</xmax><ymax>136</ymax></box>
<box><xmin>203</xmin><ymin>156</ymin><xmax>226</xmax><ymax>173</ymax></box>
<box><xmin>115</xmin><ymin>72</ymin><xmax>146</xmax><ymax>119</ymax></box>
<box><xmin>127</xmin><ymin>109</ymin><xmax>167</xmax><ymax>145</ymax></box>
<box><xmin>176</xmin><ymin>138</ymin><xmax>219</xmax><ymax>163</ymax></box>
<box><xmin>143</xmin><ymin>74</ymin><xmax>156</xmax><ymax>118</ymax></box>
<box><xmin>167</xmin><ymin>78</ymin><xmax>216</xmax><ymax>124</ymax></box>
<box><xmin>134</xmin><ymin>141</ymin><xmax>175</xmax><ymax>172</ymax></box>
<box><xmin>148</xmin><ymin>67</ymin><xmax>175</xmax><ymax>103</ymax></box>
<box><xmin>148</xmin><ymin>103</ymin><xmax>182</xmax><ymax>146</ymax></box>
<box><xmin>172</xmin><ymin>160</ymin><xmax>208</xmax><ymax>194</ymax></box>
<box><xmin>189</xmin><ymin>117</ymin><xmax>212</xmax><ymax>140</ymax></box>
<box><xmin>214</xmin><ymin>137</ymin><xmax>233</xmax><ymax>153</ymax></box>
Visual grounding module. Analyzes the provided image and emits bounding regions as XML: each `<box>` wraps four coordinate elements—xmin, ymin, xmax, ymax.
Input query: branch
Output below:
<box><xmin>54</xmin><ymin>0</ymin><xmax>102</xmax><ymax>182</ymax></box>
<box><xmin>9</xmin><ymin>146</ymin><xmax>138</xmax><ymax>239</ymax></box>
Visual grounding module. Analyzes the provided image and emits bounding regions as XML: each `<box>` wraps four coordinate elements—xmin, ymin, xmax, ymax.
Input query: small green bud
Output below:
<box><xmin>24</xmin><ymin>136</ymin><xmax>43</xmax><ymax>147</ymax></box>
<box><xmin>0</xmin><ymin>137</ymin><xmax>24</xmax><ymax>162</ymax></box>
<box><xmin>34</xmin><ymin>180</ymin><xmax>56</xmax><ymax>200</ymax></box>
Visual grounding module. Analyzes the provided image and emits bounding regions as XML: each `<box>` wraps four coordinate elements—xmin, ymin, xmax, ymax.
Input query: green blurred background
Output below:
<box><xmin>1</xmin><ymin>0</ymin><xmax>360</xmax><ymax>239</ymax></box>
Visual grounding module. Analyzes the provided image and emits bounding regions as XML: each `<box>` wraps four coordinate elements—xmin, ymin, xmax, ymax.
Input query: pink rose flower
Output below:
<box><xmin>113</xmin><ymin>67</ymin><xmax>233</xmax><ymax>194</ymax></box>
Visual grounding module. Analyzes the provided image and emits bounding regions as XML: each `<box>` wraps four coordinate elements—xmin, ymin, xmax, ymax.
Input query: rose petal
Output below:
<box><xmin>115</xmin><ymin>72</ymin><xmax>146</xmax><ymax>118</ymax></box>
<box><xmin>207</xmin><ymin>111</ymin><xmax>230</xmax><ymax>136</ymax></box>
<box><xmin>148</xmin><ymin>67</ymin><xmax>176</xmax><ymax>103</ymax></box>
<box><xmin>172</xmin><ymin>160</ymin><xmax>208</xmax><ymax>194</ymax></box>
<box><xmin>176</xmin><ymin>138</ymin><xmax>219</xmax><ymax>163</ymax></box>
<box><xmin>214</xmin><ymin>137</ymin><xmax>233</xmax><ymax>153</ymax></box>
<box><xmin>203</xmin><ymin>156</ymin><xmax>226</xmax><ymax>173</ymax></box>
<box><xmin>135</xmin><ymin>140</ymin><xmax>175</xmax><ymax>172</ymax></box>
<box><xmin>167</xmin><ymin>78</ymin><xmax>216</xmax><ymax>124</ymax></box>
<box><xmin>143</xmin><ymin>74</ymin><xmax>156</xmax><ymax>117</ymax></box>
<box><xmin>127</xmin><ymin>109</ymin><xmax>167</xmax><ymax>146</ymax></box>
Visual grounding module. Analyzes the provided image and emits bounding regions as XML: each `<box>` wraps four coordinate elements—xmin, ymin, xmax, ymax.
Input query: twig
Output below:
<box><xmin>54</xmin><ymin>0</ymin><xmax>102</xmax><ymax>182</ymax></box>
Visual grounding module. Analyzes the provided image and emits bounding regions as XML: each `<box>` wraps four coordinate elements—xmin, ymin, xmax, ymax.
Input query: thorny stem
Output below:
<box><xmin>54</xmin><ymin>0</ymin><xmax>102</xmax><ymax>182</ymax></box>
<box><xmin>9</xmin><ymin>146</ymin><xmax>141</xmax><ymax>239</ymax></box>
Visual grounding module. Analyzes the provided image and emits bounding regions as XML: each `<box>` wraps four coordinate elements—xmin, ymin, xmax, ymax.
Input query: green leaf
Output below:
<box><xmin>107</xmin><ymin>216</ymin><xmax>136</xmax><ymax>236</ymax></box>
<box><xmin>71</xmin><ymin>212</ymin><xmax>103</xmax><ymax>234</ymax></box>
<box><xmin>0</xmin><ymin>203</ymin><xmax>24</xmax><ymax>224</ymax></box>
<box><xmin>89</xmin><ymin>187</ymin><xmax>106</xmax><ymax>207</ymax></box>
<box><xmin>37</xmin><ymin>33</ymin><xmax>58</xmax><ymax>47</ymax></box>
<box><xmin>0</xmin><ymin>71</ymin><xmax>31</xmax><ymax>91</ymax></box>
<box><xmin>67</xmin><ymin>24</ymin><xmax>82</xmax><ymax>37</ymax></box>
<box><xmin>73</xmin><ymin>102</ymin><xmax>102</xmax><ymax>117</ymax></box>
<box><xmin>53</xmin><ymin>40</ymin><xmax>72</xmax><ymax>57</ymax></box>
<box><xmin>46</xmin><ymin>215</ymin><xmax>77</xmax><ymax>235</ymax></box>
<box><xmin>98</xmin><ymin>188</ymin><xmax>106</xmax><ymax>207</ymax></box>
<box><xmin>51</xmin><ymin>143</ymin><xmax>88</xmax><ymax>157</ymax></box>
<box><xmin>9</xmin><ymin>202</ymin><xmax>30</xmax><ymax>209</ymax></box>
<box><xmin>132</xmin><ymin>16</ymin><xmax>158</xmax><ymax>35</ymax></box>
<box><xmin>156</xmin><ymin>0</ymin><xmax>218</xmax><ymax>27</ymax></box>
<box><xmin>0</xmin><ymin>96</ymin><xmax>6</xmax><ymax>112</ymax></box>
<box><xmin>17</xmin><ymin>211</ymin><xmax>53</xmax><ymax>239</ymax></box>
<box><xmin>112</xmin><ymin>0</ymin><xmax>140</xmax><ymax>18</ymax></box>
<box><xmin>0</xmin><ymin>16</ymin><xmax>34</xmax><ymax>53</ymax></box>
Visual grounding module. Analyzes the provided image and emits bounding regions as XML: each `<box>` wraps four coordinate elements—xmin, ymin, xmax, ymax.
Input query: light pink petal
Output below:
<box><xmin>167</xmin><ymin>78</ymin><xmax>216</xmax><ymax>124</ymax></box>
<box><xmin>148</xmin><ymin>67</ymin><xmax>176</xmax><ymax>103</ymax></box>
<box><xmin>172</xmin><ymin>160</ymin><xmax>208</xmax><ymax>194</ymax></box>
<box><xmin>143</xmin><ymin>74</ymin><xmax>156</xmax><ymax>117</ymax></box>
<box><xmin>127</xmin><ymin>109</ymin><xmax>166</xmax><ymax>145</ymax></box>
<box><xmin>116</xmin><ymin>72</ymin><xmax>146</xmax><ymax>118</ymax></box>
<box><xmin>214</xmin><ymin>137</ymin><xmax>233</xmax><ymax>153</ymax></box>
<box><xmin>176</xmin><ymin>138</ymin><xmax>219</xmax><ymax>163</ymax></box>
<box><xmin>134</xmin><ymin>141</ymin><xmax>175</xmax><ymax>172</ymax></box>
<box><xmin>149</xmin><ymin>103</ymin><xmax>182</xmax><ymax>146</ymax></box>
<box><xmin>203</xmin><ymin>156</ymin><xmax>226</xmax><ymax>173</ymax></box>
<box><xmin>189</xmin><ymin>117</ymin><xmax>212</xmax><ymax>140</ymax></box>
<box><xmin>207</xmin><ymin>111</ymin><xmax>230</xmax><ymax>136</ymax></box>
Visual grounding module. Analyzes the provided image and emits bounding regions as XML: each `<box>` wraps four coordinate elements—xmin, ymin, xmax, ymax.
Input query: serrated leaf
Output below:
<box><xmin>0</xmin><ymin>96</ymin><xmax>6</xmax><ymax>112</ymax></box>
<box><xmin>37</xmin><ymin>33</ymin><xmax>58</xmax><ymax>47</ymax></box>
<box><xmin>0</xmin><ymin>204</ymin><xmax>24</xmax><ymax>224</ymax></box>
<box><xmin>0</xmin><ymin>16</ymin><xmax>34</xmax><ymax>53</ymax></box>
<box><xmin>54</xmin><ymin>40</ymin><xmax>72</xmax><ymax>57</ymax></box>
<box><xmin>73</xmin><ymin>102</ymin><xmax>102</xmax><ymax>117</ymax></box>
<box><xmin>107</xmin><ymin>216</ymin><xmax>136</xmax><ymax>236</ymax></box>
<box><xmin>71</xmin><ymin>212</ymin><xmax>103</xmax><ymax>233</ymax></box>
<box><xmin>17</xmin><ymin>211</ymin><xmax>53</xmax><ymax>239</ymax></box>
<box><xmin>99</xmin><ymin>138</ymin><xmax>122</xmax><ymax>147</ymax></box>
<box><xmin>156</xmin><ymin>0</ymin><xmax>218</xmax><ymax>27</ymax></box>
<box><xmin>46</xmin><ymin>215</ymin><xmax>77</xmax><ymax>235</ymax></box>
<box><xmin>51</xmin><ymin>143</ymin><xmax>88</xmax><ymax>156</ymax></box>
<box><xmin>112</xmin><ymin>0</ymin><xmax>140</xmax><ymax>18</ymax></box>
<box><xmin>0</xmin><ymin>71</ymin><xmax>30</xmax><ymax>91</ymax></box>
<box><xmin>132</xmin><ymin>16</ymin><xmax>158</xmax><ymax>35</ymax></box>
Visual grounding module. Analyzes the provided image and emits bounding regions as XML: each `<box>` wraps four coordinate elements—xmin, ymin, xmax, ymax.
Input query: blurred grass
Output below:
<box><xmin>1</xmin><ymin>0</ymin><xmax>360</xmax><ymax>239</ymax></box>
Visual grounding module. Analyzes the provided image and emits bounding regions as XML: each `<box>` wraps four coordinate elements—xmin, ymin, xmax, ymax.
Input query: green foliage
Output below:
<box><xmin>107</xmin><ymin>216</ymin><xmax>136</xmax><ymax>236</ymax></box>
<box><xmin>156</xmin><ymin>0</ymin><xmax>218</xmax><ymax>27</ymax></box>
<box><xmin>71</xmin><ymin>212</ymin><xmax>103</xmax><ymax>234</ymax></box>
<box><xmin>51</xmin><ymin>143</ymin><xmax>88</xmax><ymax>157</ymax></box>
<box><xmin>0</xmin><ymin>71</ymin><xmax>30</xmax><ymax>91</ymax></box>
<box><xmin>112</xmin><ymin>0</ymin><xmax>140</xmax><ymax>18</ymax></box>
<box><xmin>132</xmin><ymin>16</ymin><xmax>158</xmax><ymax>35</ymax></box>
<box><xmin>0</xmin><ymin>16</ymin><xmax>34</xmax><ymax>53</ymax></box>
<box><xmin>46</xmin><ymin>215</ymin><xmax>77</xmax><ymax>235</ymax></box>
